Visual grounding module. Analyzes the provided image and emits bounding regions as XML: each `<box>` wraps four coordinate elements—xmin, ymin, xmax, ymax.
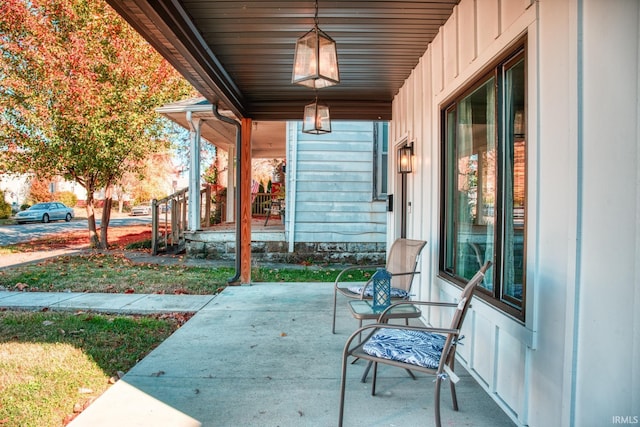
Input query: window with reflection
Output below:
<box><xmin>441</xmin><ymin>44</ymin><xmax>526</xmax><ymax>320</ymax></box>
<box><xmin>374</xmin><ymin>122</ymin><xmax>388</xmax><ymax>200</ymax></box>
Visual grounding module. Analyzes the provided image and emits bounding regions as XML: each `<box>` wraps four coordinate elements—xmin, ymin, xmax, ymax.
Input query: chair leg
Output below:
<box><xmin>450</xmin><ymin>381</ymin><xmax>459</xmax><ymax>411</ymax></box>
<box><xmin>338</xmin><ymin>350</ymin><xmax>350</xmax><ymax>427</ymax></box>
<box><xmin>371</xmin><ymin>362</ymin><xmax>378</xmax><ymax>395</ymax></box>
<box><xmin>362</xmin><ymin>363</ymin><xmax>414</xmax><ymax>383</ymax></box>
<box><xmin>449</xmin><ymin>359</ymin><xmax>459</xmax><ymax>411</ymax></box>
<box><xmin>360</xmin><ymin>361</ymin><xmax>373</xmax><ymax>382</ymax></box>
<box><xmin>404</xmin><ymin>368</ymin><xmax>416</xmax><ymax>380</ymax></box>
<box><xmin>332</xmin><ymin>289</ymin><xmax>338</xmax><ymax>334</ymax></box>
<box><xmin>434</xmin><ymin>375</ymin><xmax>443</xmax><ymax>427</ymax></box>
<box><xmin>264</xmin><ymin>209</ymin><xmax>270</xmax><ymax>226</ymax></box>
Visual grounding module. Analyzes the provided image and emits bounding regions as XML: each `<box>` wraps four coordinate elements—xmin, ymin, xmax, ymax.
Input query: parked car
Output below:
<box><xmin>160</xmin><ymin>200</ymin><xmax>172</xmax><ymax>214</ymax></box>
<box><xmin>14</xmin><ymin>202</ymin><xmax>74</xmax><ymax>224</ymax></box>
<box><xmin>130</xmin><ymin>204</ymin><xmax>151</xmax><ymax>216</ymax></box>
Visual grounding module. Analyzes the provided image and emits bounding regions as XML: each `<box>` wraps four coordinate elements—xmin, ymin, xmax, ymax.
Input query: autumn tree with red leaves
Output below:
<box><xmin>27</xmin><ymin>178</ymin><xmax>54</xmax><ymax>203</ymax></box>
<box><xmin>0</xmin><ymin>0</ymin><xmax>193</xmax><ymax>248</ymax></box>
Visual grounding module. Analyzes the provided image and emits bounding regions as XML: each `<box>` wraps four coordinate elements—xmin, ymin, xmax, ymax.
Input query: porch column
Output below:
<box><xmin>240</xmin><ymin>118</ymin><xmax>252</xmax><ymax>284</ymax></box>
<box><xmin>226</xmin><ymin>146</ymin><xmax>236</xmax><ymax>223</ymax></box>
<box><xmin>187</xmin><ymin>112</ymin><xmax>202</xmax><ymax>231</ymax></box>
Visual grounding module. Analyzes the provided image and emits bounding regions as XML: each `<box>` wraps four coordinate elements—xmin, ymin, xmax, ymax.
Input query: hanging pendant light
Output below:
<box><xmin>292</xmin><ymin>0</ymin><xmax>340</xmax><ymax>89</ymax></box>
<box><xmin>302</xmin><ymin>97</ymin><xmax>331</xmax><ymax>134</ymax></box>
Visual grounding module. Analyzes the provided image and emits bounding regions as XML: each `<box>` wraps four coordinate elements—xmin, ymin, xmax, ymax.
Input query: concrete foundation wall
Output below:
<box><xmin>186</xmin><ymin>239</ymin><xmax>386</xmax><ymax>265</ymax></box>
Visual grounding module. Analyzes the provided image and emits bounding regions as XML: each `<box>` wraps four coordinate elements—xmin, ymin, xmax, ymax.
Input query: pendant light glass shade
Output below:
<box><xmin>302</xmin><ymin>98</ymin><xmax>331</xmax><ymax>134</ymax></box>
<box><xmin>292</xmin><ymin>0</ymin><xmax>339</xmax><ymax>89</ymax></box>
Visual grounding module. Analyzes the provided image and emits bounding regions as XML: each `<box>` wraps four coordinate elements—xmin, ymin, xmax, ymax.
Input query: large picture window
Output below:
<box><xmin>440</xmin><ymin>44</ymin><xmax>526</xmax><ymax>320</ymax></box>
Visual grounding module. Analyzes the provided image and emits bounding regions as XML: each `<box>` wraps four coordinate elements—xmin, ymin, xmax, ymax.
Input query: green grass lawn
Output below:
<box><xmin>0</xmin><ymin>310</ymin><xmax>188</xmax><ymax>426</ymax></box>
<box><xmin>0</xmin><ymin>253</ymin><xmax>374</xmax><ymax>294</ymax></box>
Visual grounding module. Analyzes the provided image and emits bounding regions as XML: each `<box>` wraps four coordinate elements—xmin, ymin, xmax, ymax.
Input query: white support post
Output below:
<box><xmin>226</xmin><ymin>146</ymin><xmax>236</xmax><ymax>222</ymax></box>
<box><xmin>187</xmin><ymin>112</ymin><xmax>202</xmax><ymax>231</ymax></box>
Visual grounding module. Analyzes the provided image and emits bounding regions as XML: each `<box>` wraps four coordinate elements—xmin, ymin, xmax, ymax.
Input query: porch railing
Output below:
<box><xmin>151</xmin><ymin>189</ymin><xmax>188</xmax><ymax>255</ymax></box>
<box><xmin>151</xmin><ymin>185</ymin><xmax>228</xmax><ymax>255</ymax></box>
<box><xmin>252</xmin><ymin>192</ymin><xmax>274</xmax><ymax>216</ymax></box>
<box><xmin>150</xmin><ymin>188</ymin><xmax>280</xmax><ymax>255</ymax></box>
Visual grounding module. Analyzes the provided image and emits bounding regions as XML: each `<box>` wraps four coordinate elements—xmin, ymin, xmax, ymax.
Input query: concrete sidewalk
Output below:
<box><xmin>0</xmin><ymin>290</ymin><xmax>216</xmax><ymax>314</ymax></box>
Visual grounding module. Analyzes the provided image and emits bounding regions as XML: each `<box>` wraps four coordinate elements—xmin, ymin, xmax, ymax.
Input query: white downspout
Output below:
<box><xmin>187</xmin><ymin>111</ymin><xmax>202</xmax><ymax>231</ymax></box>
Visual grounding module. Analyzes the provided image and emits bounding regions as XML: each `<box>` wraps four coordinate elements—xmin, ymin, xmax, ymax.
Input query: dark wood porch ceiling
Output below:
<box><xmin>106</xmin><ymin>0</ymin><xmax>458</xmax><ymax>121</ymax></box>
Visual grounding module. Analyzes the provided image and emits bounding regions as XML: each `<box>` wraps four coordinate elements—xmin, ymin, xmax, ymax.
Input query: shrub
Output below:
<box><xmin>54</xmin><ymin>191</ymin><xmax>78</xmax><ymax>207</ymax></box>
<box><xmin>0</xmin><ymin>192</ymin><xmax>11</xmax><ymax>219</ymax></box>
<box><xmin>28</xmin><ymin>178</ymin><xmax>53</xmax><ymax>203</ymax></box>
<box><xmin>125</xmin><ymin>239</ymin><xmax>152</xmax><ymax>250</ymax></box>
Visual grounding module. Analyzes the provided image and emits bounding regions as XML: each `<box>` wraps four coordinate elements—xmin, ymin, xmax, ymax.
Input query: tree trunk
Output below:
<box><xmin>115</xmin><ymin>187</ymin><xmax>124</xmax><ymax>213</ymax></box>
<box><xmin>99</xmin><ymin>184</ymin><xmax>113</xmax><ymax>250</ymax></box>
<box><xmin>85</xmin><ymin>192</ymin><xmax>100</xmax><ymax>248</ymax></box>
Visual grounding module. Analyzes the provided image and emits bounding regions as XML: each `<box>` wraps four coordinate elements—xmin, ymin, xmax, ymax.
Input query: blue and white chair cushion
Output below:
<box><xmin>347</xmin><ymin>285</ymin><xmax>410</xmax><ymax>299</ymax></box>
<box><xmin>362</xmin><ymin>328</ymin><xmax>447</xmax><ymax>369</ymax></box>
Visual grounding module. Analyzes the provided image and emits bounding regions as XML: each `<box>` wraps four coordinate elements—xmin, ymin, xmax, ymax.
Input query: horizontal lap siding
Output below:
<box><xmin>293</xmin><ymin>121</ymin><xmax>386</xmax><ymax>243</ymax></box>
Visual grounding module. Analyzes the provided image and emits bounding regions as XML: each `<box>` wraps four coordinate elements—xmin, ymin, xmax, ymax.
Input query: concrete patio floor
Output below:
<box><xmin>68</xmin><ymin>282</ymin><xmax>516</xmax><ymax>427</ymax></box>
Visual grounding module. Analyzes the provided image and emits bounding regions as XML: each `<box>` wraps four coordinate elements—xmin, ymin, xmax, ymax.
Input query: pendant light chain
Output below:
<box><xmin>314</xmin><ymin>0</ymin><xmax>319</xmax><ymax>27</ymax></box>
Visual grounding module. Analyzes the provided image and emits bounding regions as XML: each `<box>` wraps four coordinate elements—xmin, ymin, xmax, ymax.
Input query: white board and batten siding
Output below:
<box><xmin>289</xmin><ymin>121</ymin><xmax>386</xmax><ymax>244</ymax></box>
<box><xmin>392</xmin><ymin>1</ymin><xmax>639</xmax><ymax>427</ymax></box>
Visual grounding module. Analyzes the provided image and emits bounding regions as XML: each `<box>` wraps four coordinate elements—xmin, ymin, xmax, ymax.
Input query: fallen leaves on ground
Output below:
<box><xmin>9</xmin><ymin>225</ymin><xmax>152</xmax><ymax>252</ymax></box>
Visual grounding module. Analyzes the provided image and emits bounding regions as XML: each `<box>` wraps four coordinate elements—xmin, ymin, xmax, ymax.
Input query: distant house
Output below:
<box><xmin>283</xmin><ymin>120</ymin><xmax>389</xmax><ymax>263</ymax></box>
<box><xmin>0</xmin><ymin>174</ymin><xmax>28</xmax><ymax>206</ymax></box>
<box><xmin>0</xmin><ymin>174</ymin><xmax>86</xmax><ymax>207</ymax></box>
<box><xmin>157</xmin><ymin>99</ymin><xmax>389</xmax><ymax>263</ymax></box>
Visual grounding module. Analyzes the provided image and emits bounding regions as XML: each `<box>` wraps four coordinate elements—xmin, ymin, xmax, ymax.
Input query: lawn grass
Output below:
<box><xmin>0</xmin><ymin>246</ymin><xmax>19</xmax><ymax>255</ymax></box>
<box><xmin>0</xmin><ymin>310</ymin><xmax>188</xmax><ymax>426</ymax></box>
<box><xmin>0</xmin><ymin>253</ymin><xmax>230</xmax><ymax>295</ymax></box>
<box><xmin>0</xmin><ymin>253</ymin><xmax>374</xmax><ymax>294</ymax></box>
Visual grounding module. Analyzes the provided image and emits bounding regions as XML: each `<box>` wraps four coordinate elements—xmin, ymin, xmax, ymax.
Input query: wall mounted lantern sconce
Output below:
<box><xmin>292</xmin><ymin>0</ymin><xmax>340</xmax><ymax>89</ymax></box>
<box><xmin>398</xmin><ymin>143</ymin><xmax>414</xmax><ymax>173</ymax></box>
<box><xmin>302</xmin><ymin>97</ymin><xmax>331</xmax><ymax>134</ymax></box>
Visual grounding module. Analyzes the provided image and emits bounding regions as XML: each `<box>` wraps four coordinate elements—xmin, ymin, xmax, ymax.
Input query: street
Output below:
<box><xmin>0</xmin><ymin>216</ymin><xmax>152</xmax><ymax>246</ymax></box>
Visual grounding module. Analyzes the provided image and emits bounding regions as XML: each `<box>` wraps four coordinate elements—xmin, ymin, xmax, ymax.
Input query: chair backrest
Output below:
<box><xmin>385</xmin><ymin>238</ymin><xmax>427</xmax><ymax>291</ymax></box>
<box><xmin>448</xmin><ymin>261</ymin><xmax>492</xmax><ymax>331</ymax></box>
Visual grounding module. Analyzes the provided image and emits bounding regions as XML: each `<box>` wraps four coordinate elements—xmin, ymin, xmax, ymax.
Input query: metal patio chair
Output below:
<box><xmin>338</xmin><ymin>261</ymin><xmax>492</xmax><ymax>427</ymax></box>
<box><xmin>331</xmin><ymin>238</ymin><xmax>427</xmax><ymax>333</ymax></box>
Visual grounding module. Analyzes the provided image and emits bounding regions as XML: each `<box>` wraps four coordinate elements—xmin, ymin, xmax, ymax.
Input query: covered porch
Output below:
<box><xmin>106</xmin><ymin>0</ymin><xmax>460</xmax><ymax>284</ymax></box>
<box><xmin>68</xmin><ymin>282</ymin><xmax>515</xmax><ymax>427</ymax></box>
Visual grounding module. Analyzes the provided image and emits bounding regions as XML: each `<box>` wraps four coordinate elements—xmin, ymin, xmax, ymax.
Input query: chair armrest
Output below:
<box><xmin>376</xmin><ymin>300</ymin><xmax>459</xmax><ymax>323</ymax></box>
<box><xmin>386</xmin><ymin>300</ymin><xmax>458</xmax><ymax>309</ymax></box>
<box><xmin>388</xmin><ymin>270</ymin><xmax>421</xmax><ymax>277</ymax></box>
<box><xmin>333</xmin><ymin>265</ymin><xmax>384</xmax><ymax>299</ymax></box>
<box><xmin>378</xmin><ymin>300</ymin><xmax>458</xmax><ymax>323</ymax></box>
